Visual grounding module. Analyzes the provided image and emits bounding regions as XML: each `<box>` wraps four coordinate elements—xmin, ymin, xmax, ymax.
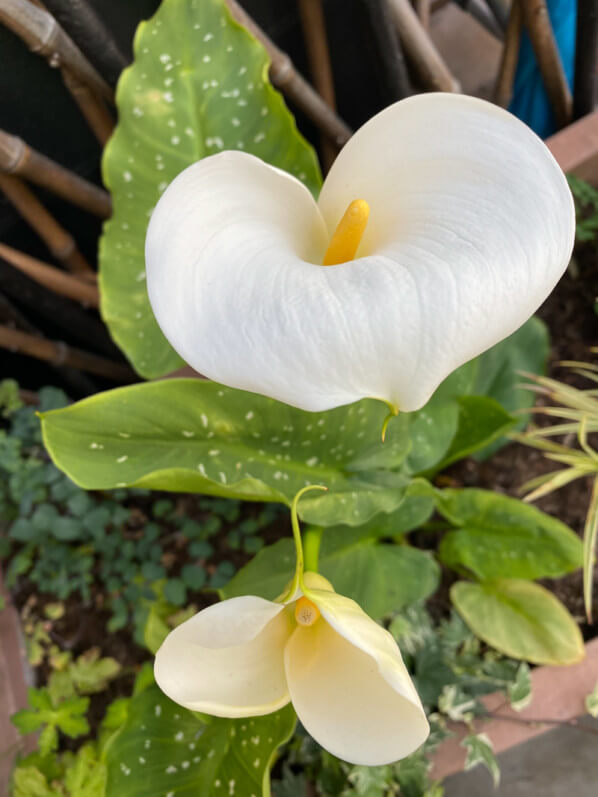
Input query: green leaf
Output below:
<box><xmin>403</xmin><ymin>361</ymin><xmax>477</xmax><ymax>474</ymax></box>
<box><xmin>222</xmin><ymin>522</ymin><xmax>439</xmax><ymax>621</ymax></box>
<box><xmin>507</xmin><ymin>663</ymin><xmax>532</xmax><ymax>711</ymax></box>
<box><xmin>55</xmin><ymin>696</ymin><xmax>90</xmax><ymax>738</ymax></box>
<box><xmin>586</xmin><ymin>681</ymin><xmax>598</xmax><ymax>717</ymax></box>
<box><xmin>104</xmin><ymin>683</ymin><xmax>295</xmax><ymax>796</ymax></box>
<box><xmin>64</xmin><ymin>744</ymin><xmax>107</xmax><ymax>797</ymax></box>
<box><xmin>472</xmin><ymin>317</ymin><xmax>550</xmax><ymax>458</ymax></box>
<box><xmin>437</xmin><ymin>488</ymin><xmax>583</xmax><ymax>580</ymax></box>
<box><xmin>11</xmin><ymin>766</ymin><xmax>62</xmax><ymax>797</ymax></box>
<box><xmin>461</xmin><ymin>733</ymin><xmax>500</xmax><ymax>787</ymax></box>
<box><xmin>40</xmin><ymin>379</ymin><xmax>413</xmax><ymax>527</ymax></box>
<box><xmin>101</xmin><ymin>0</ymin><xmax>321</xmax><ymax>377</ymax></box>
<box><xmin>143</xmin><ymin>605</ymin><xmax>171</xmax><ymax>655</ymax></box>
<box><xmin>433</xmin><ymin>396</ymin><xmax>514</xmax><ymax>471</ymax></box>
<box><xmin>451</xmin><ymin>579</ymin><xmax>585</xmax><ymax>665</ymax></box>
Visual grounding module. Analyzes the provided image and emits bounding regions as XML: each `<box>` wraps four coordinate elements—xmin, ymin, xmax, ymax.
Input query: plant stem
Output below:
<box><xmin>279</xmin><ymin>485</ymin><xmax>327</xmax><ymax>602</ymax></box>
<box><xmin>303</xmin><ymin>526</ymin><xmax>324</xmax><ymax>573</ymax></box>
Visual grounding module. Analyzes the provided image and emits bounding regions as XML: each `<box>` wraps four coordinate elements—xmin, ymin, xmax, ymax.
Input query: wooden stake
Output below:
<box><xmin>225</xmin><ymin>0</ymin><xmax>352</xmax><ymax>147</ymax></box>
<box><xmin>0</xmin><ymin>0</ymin><xmax>113</xmax><ymax>102</ymax></box>
<box><xmin>494</xmin><ymin>0</ymin><xmax>522</xmax><ymax>108</ymax></box>
<box><xmin>387</xmin><ymin>0</ymin><xmax>461</xmax><ymax>92</ymax></box>
<box><xmin>40</xmin><ymin>0</ymin><xmax>128</xmax><ymax>86</ymax></box>
<box><xmin>297</xmin><ymin>0</ymin><xmax>338</xmax><ymax>170</ymax></box>
<box><xmin>0</xmin><ymin>244</ymin><xmax>99</xmax><ymax>307</ymax></box>
<box><xmin>454</xmin><ymin>0</ymin><xmax>504</xmax><ymax>40</ymax></box>
<box><xmin>0</xmin><ymin>129</ymin><xmax>111</xmax><ymax>218</ymax></box>
<box><xmin>485</xmin><ymin>0</ymin><xmax>509</xmax><ymax>30</ymax></box>
<box><xmin>361</xmin><ymin>0</ymin><xmax>412</xmax><ymax>101</ymax></box>
<box><xmin>61</xmin><ymin>68</ymin><xmax>114</xmax><ymax>145</ymax></box>
<box><xmin>520</xmin><ymin>0</ymin><xmax>572</xmax><ymax>128</ymax></box>
<box><xmin>0</xmin><ymin>325</ymin><xmax>134</xmax><ymax>382</ymax></box>
<box><xmin>574</xmin><ymin>0</ymin><xmax>598</xmax><ymax>120</ymax></box>
<box><xmin>0</xmin><ymin>174</ymin><xmax>94</xmax><ymax>275</ymax></box>
<box><xmin>415</xmin><ymin>0</ymin><xmax>431</xmax><ymax>28</ymax></box>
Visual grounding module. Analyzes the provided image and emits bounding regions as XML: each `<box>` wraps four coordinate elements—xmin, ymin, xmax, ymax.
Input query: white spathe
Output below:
<box><xmin>146</xmin><ymin>93</ymin><xmax>574</xmax><ymax>412</ymax></box>
<box><xmin>154</xmin><ymin>574</ymin><xmax>429</xmax><ymax>766</ymax></box>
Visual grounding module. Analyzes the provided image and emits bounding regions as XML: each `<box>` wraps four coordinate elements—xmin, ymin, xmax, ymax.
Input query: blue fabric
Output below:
<box><xmin>509</xmin><ymin>0</ymin><xmax>577</xmax><ymax>139</ymax></box>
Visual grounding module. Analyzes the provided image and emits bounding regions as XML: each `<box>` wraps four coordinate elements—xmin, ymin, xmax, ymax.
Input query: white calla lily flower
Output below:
<box><xmin>146</xmin><ymin>93</ymin><xmax>574</xmax><ymax>414</ymax></box>
<box><xmin>154</xmin><ymin>571</ymin><xmax>428</xmax><ymax>765</ymax></box>
<box><xmin>154</xmin><ymin>487</ymin><xmax>429</xmax><ymax>765</ymax></box>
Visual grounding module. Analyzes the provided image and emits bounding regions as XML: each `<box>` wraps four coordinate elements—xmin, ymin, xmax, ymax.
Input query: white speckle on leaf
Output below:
<box><xmin>123</xmin><ymin>171</ymin><xmax>132</xmax><ymax>182</ymax></box>
<box><xmin>117</xmin><ymin>455</ymin><xmax>128</xmax><ymax>463</ymax></box>
<box><xmin>306</xmin><ymin>456</ymin><xmax>318</xmax><ymax>467</ymax></box>
<box><xmin>245</xmin><ymin>411</ymin><xmax>254</xmax><ymax>420</ymax></box>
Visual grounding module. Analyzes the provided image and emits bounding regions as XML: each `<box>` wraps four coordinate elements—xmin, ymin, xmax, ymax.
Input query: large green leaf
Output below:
<box><xmin>471</xmin><ymin>317</ymin><xmax>549</xmax><ymax>458</ymax></box>
<box><xmin>221</xmin><ymin>519</ymin><xmax>439</xmax><ymax>620</ymax></box>
<box><xmin>437</xmin><ymin>488</ymin><xmax>583</xmax><ymax>580</ymax></box>
<box><xmin>451</xmin><ymin>579</ymin><xmax>585</xmax><ymax>665</ymax></box>
<box><xmin>403</xmin><ymin>360</ymin><xmax>477</xmax><ymax>474</ymax></box>
<box><xmin>403</xmin><ymin>318</ymin><xmax>547</xmax><ymax>473</ymax></box>
<box><xmin>428</xmin><ymin>396</ymin><xmax>514</xmax><ymax>473</ymax></box>
<box><xmin>100</xmin><ymin>0</ymin><xmax>321</xmax><ymax>378</ymax></box>
<box><xmin>104</xmin><ymin>683</ymin><xmax>295</xmax><ymax>796</ymax></box>
<box><xmin>40</xmin><ymin>379</ymin><xmax>413</xmax><ymax>527</ymax></box>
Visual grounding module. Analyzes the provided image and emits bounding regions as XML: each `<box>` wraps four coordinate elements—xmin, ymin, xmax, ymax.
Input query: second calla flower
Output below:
<box><xmin>155</xmin><ymin>487</ymin><xmax>429</xmax><ymax>765</ymax></box>
<box><xmin>146</xmin><ymin>93</ymin><xmax>574</xmax><ymax>414</ymax></box>
<box><xmin>154</xmin><ymin>571</ymin><xmax>429</xmax><ymax>766</ymax></box>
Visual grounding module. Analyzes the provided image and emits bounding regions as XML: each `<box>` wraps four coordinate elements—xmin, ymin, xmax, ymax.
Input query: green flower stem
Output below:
<box><xmin>283</xmin><ymin>485</ymin><xmax>327</xmax><ymax>600</ymax></box>
<box><xmin>303</xmin><ymin>525</ymin><xmax>324</xmax><ymax>573</ymax></box>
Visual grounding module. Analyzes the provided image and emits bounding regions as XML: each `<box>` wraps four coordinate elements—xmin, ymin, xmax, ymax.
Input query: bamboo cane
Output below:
<box><xmin>494</xmin><ymin>0</ymin><xmax>522</xmax><ymax>108</ymax></box>
<box><xmin>387</xmin><ymin>0</ymin><xmax>461</xmax><ymax>92</ymax></box>
<box><xmin>453</xmin><ymin>0</ymin><xmax>503</xmax><ymax>39</ymax></box>
<box><xmin>415</xmin><ymin>0</ymin><xmax>431</xmax><ymax>28</ymax></box>
<box><xmin>485</xmin><ymin>0</ymin><xmax>509</xmax><ymax>29</ymax></box>
<box><xmin>24</xmin><ymin>0</ymin><xmax>115</xmax><ymax>144</ymax></box>
<box><xmin>574</xmin><ymin>0</ymin><xmax>598</xmax><ymax>119</ymax></box>
<box><xmin>0</xmin><ymin>174</ymin><xmax>93</xmax><ymax>275</ymax></box>
<box><xmin>0</xmin><ymin>295</ymin><xmax>97</xmax><ymax>394</ymax></box>
<box><xmin>297</xmin><ymin>0</ymin><xmax>338</xmax><ymax>169</ymax></box>
<box><xmin>0</xmin><ymin>244</ymin><xmax>99</xmax><ymax>307</ymax></box>
<box><xmin>0</xmin><ymin>325</ymin><xmax>134</xmax><ymax>381</ymax></box>
<box><xmin>520</xmin><ymin>0</ymin><xmax>572</xmax><ymax>128</ymax></box>
<box><xmin>224</xmin><ymin>0</ymin><xmax>352</xmax><ymax>147</ymax></box>
<box><xmin>0</xmin><ymin>129</ymin><xmax>111</xmax><ymax>218</ymax></box>
<box><xmin>0</xmin><ymin>0</ymin><xmax>113</xmax><ymax>102</ymax></box>
<box><xmin>361</xmin><ymin>0</ymin><xmax>412</xmax><ymax>101</ymax></box>
<box><xmin>61</xmin><ymin>68</ymin><xmax>114</xmax><ymax>145</ymax></box>
<box><xmin>0</xmin><ymin>254</ymin><xmax>116</xmax><ymax>359</ymax></box>
<box><xmin>40</xmin><ymin>0</ymin><xmax>127</xmax><ymax>86</ymax></box>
